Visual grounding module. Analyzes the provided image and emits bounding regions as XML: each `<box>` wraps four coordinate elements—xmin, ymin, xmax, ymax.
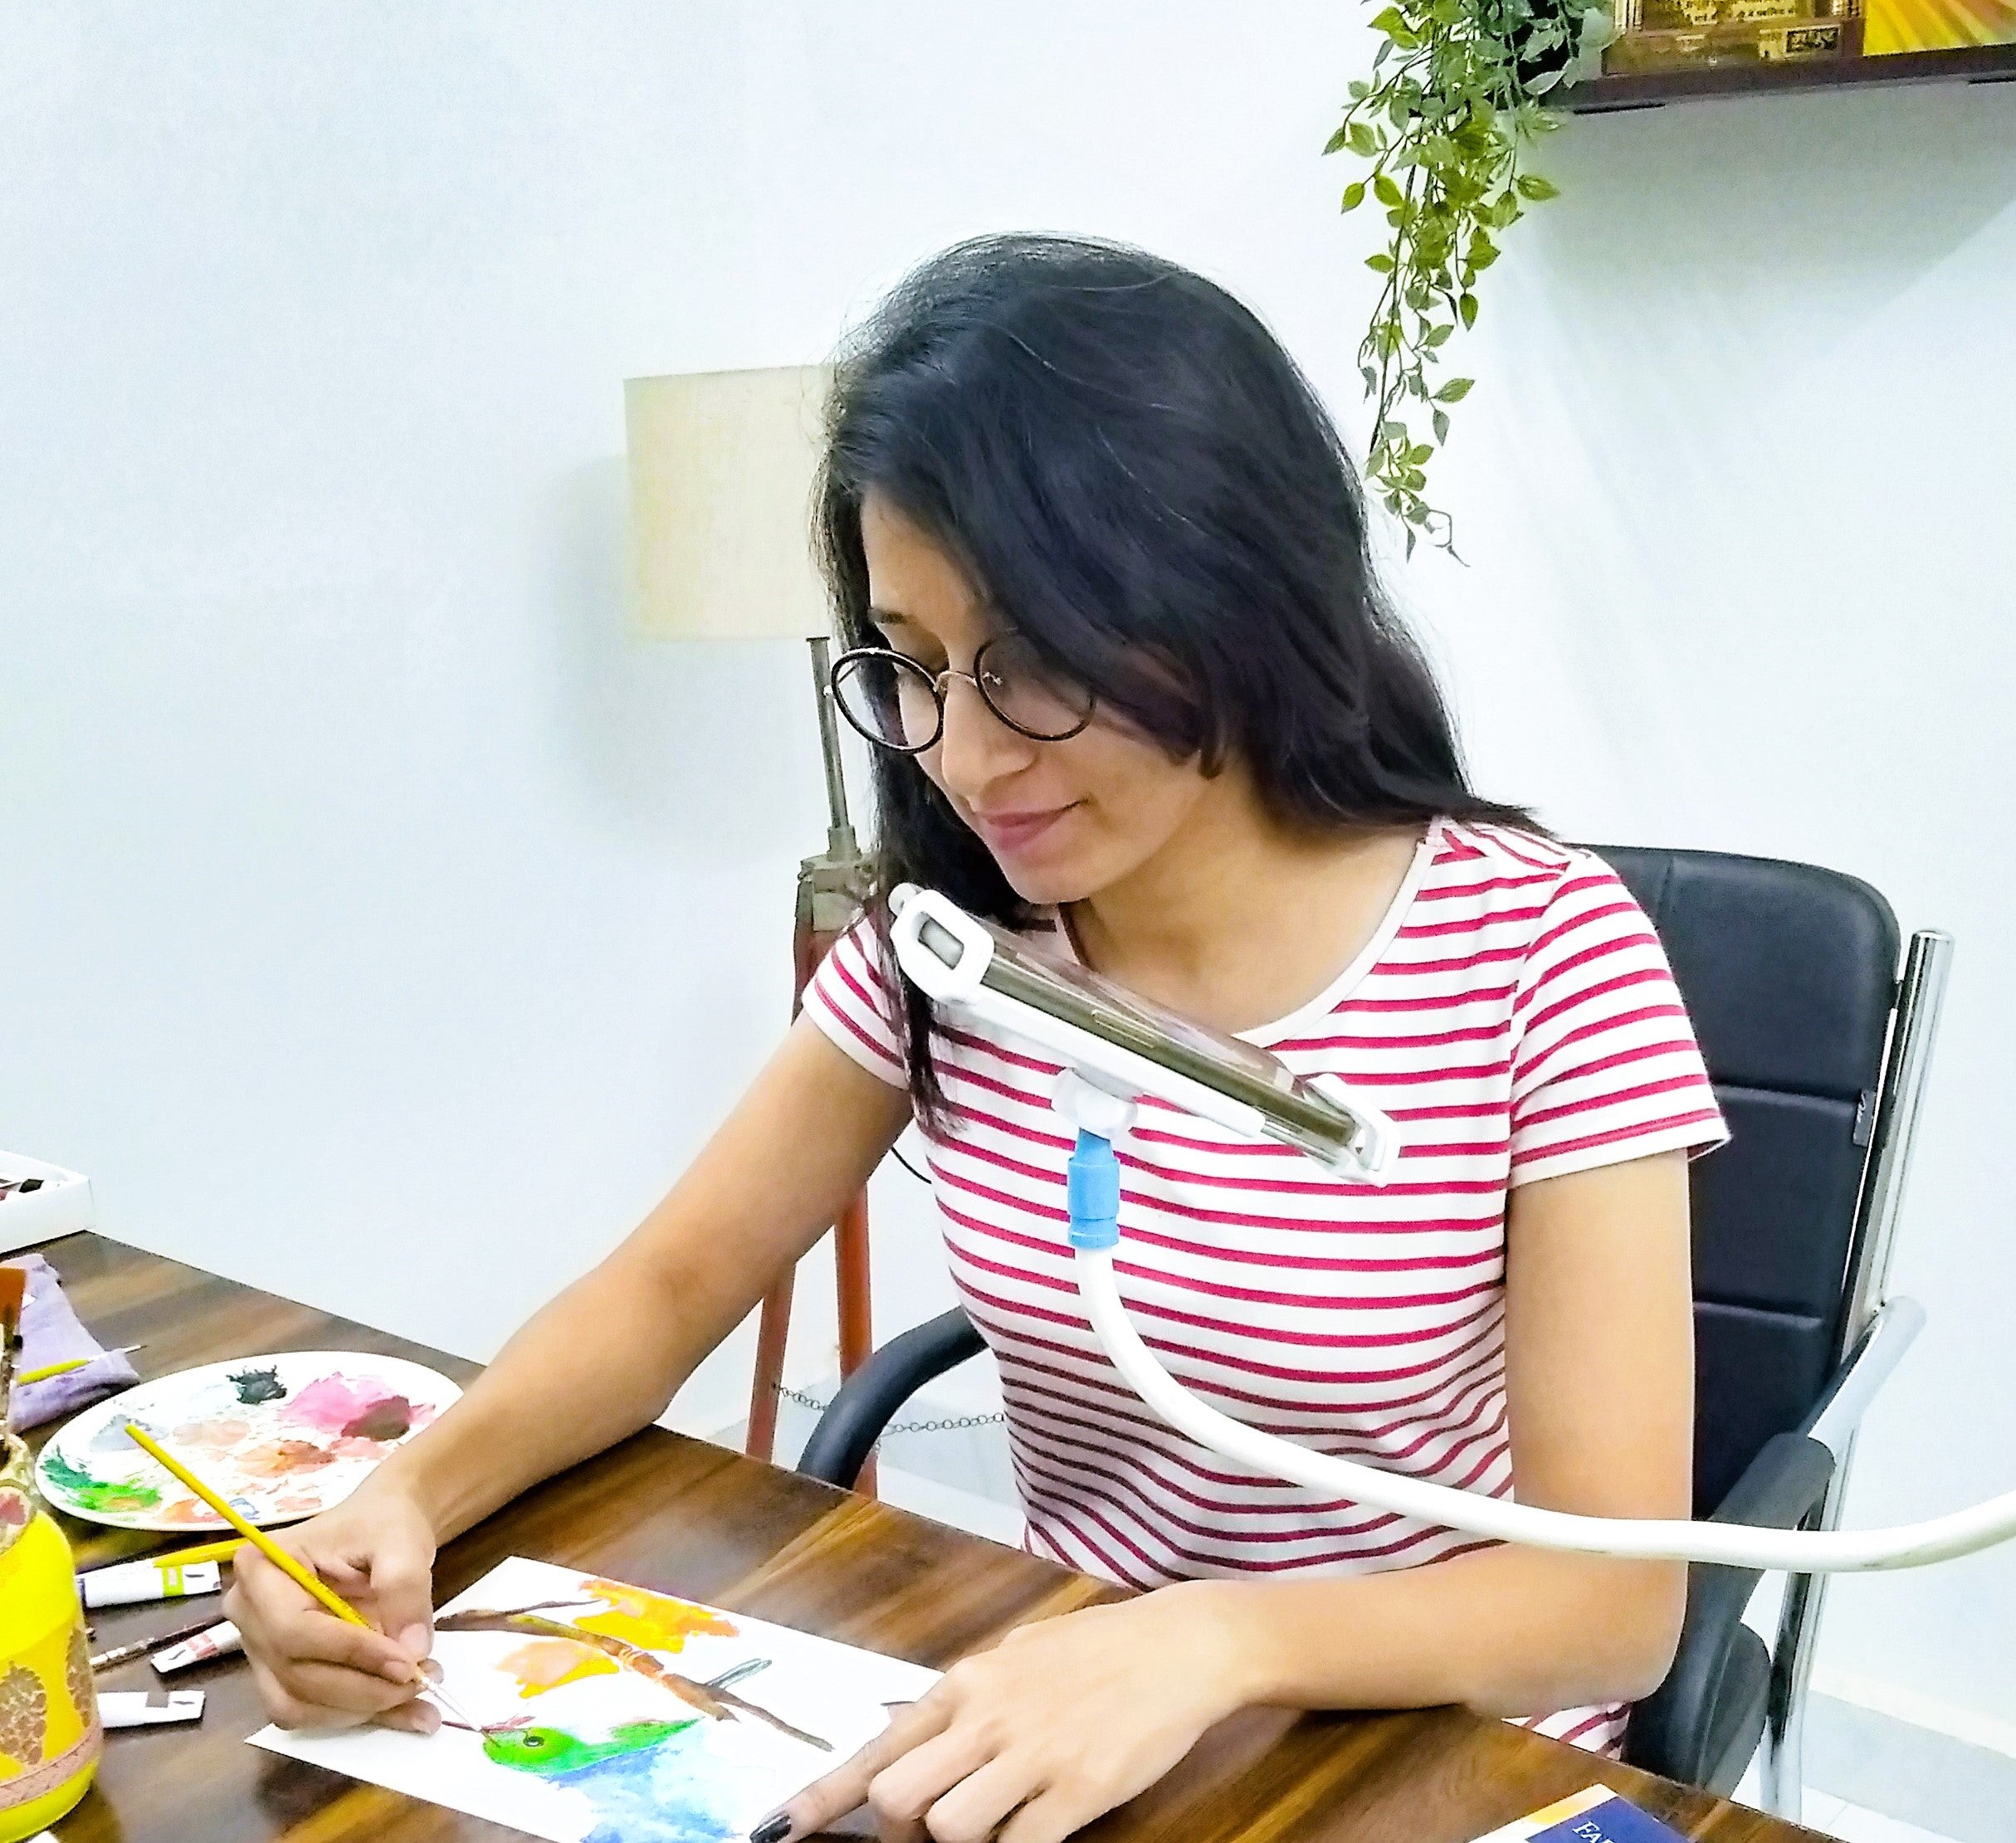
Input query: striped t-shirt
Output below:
<box><xmin>805</xmin><ymin>819</ymin><xmax>1726</xmax><ymax>1755</ymax></box>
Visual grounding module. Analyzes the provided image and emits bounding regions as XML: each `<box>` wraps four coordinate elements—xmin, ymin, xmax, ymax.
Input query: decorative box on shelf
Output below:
<box><xmin>0</xmin><ymin>1152</ymin><xmax>95</xmax><ymax>1256</ymax></box>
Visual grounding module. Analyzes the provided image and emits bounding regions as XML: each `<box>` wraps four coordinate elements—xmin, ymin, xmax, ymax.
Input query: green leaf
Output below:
<box><xmin>1433</xmin><ymin>407</ymin><xmax>1451</xmax><ymax>442</ymax></box>
<box><xmin>1324</xmin><ymin>123</ymin><xmax>1353</xmax><ymax>156</ymax></box>
<box><xmin>1378</xmin><ymin>419</ymin><xmax>1409</xmax><ymax>446</ymax></box>
<box><xmin>1467</xmin><ymin>232</ymin><xmax>1500</xmax><ymax>271</ymax></box>
<box><xmin>1374</xmin><ymin>172</ymin><xmax>1404</xmax><ymax>207</ymax></box>
<box><xmin>1348</xmin><ymin>78</ymin><xmax>1372</xmax><ymax>100</ymax></box>
<box><xmin>1367</xmin><ymin>5</ymin><xmax>1407</xmax><ymax>33</ymax></box>
<box><xmin>1364</xmin><ymin>251</ymin><xmax>1396</xmax><ymax>273</ymax></box>
<box><xmin>1407</xmin><ymin>443</ymin><xmax>1434</xmax><ymax>464</ymax></box>
<box><xmin>1423</xmin><ymin>322</ymin><xmax>1454</xmax><ymax>348</ymax></box>
<box><xmin>1434</xmin><ymin>377</ymin><xmax>1474</xmax><ymax>402</ymax></box>
<box><xmin>1459</xmin><ymin>291</ymin><xmax>1479</xmax><ymax>328</ymax></box>
<box><xmin>1516</xmin><ymin>173</ymin><xmax>1560</xmax><ymax>200</ymax></box>
<box><xmin>1347</xmin><ymin>121</ymin><xmax>1378</xmax><ymax>157</ymax></box>
<box><xmin>1342</xmin><ymin>180</ymin><xmax>1367</xmax><ymax>211</ymax></box>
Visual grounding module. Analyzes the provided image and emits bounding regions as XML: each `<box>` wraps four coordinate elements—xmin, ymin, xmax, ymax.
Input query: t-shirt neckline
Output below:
<box><xmin>1052</xmin><ymin>816</ymin><xmax>1445</xmax><ymax>1050</ymax></box>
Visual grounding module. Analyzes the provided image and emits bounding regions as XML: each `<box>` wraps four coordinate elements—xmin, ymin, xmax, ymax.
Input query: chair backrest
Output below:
<box><xmin>1587</xmin><ymin>846</ymin><xmax>1901</xmax><ymax>1517</ymax></box>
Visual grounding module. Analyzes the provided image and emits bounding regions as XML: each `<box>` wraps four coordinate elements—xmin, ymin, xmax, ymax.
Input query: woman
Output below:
<box><xmin>229</xmin><ymin>235</ymin><xmax>1724</xmax><ymax>1843</ymax></box>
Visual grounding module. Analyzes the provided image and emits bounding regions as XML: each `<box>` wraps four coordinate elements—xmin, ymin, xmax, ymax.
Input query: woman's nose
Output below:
<box><xmin>935</xmin><ymin>675</ymin><xmax>1034</xmax><ymax>799</ymax></box>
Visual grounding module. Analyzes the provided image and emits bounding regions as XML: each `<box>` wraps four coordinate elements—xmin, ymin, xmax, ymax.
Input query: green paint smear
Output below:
<box><xmin>42</xmin><ymin>1447</ymin><xmax>162</xmax><ymax>1514</ymax></box>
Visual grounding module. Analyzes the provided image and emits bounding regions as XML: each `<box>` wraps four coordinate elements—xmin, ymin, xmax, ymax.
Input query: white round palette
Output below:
<box><xmin>37</xmin><ymin>1350</ymin><xmax>461</xmax><ymax>1532</ymax></box>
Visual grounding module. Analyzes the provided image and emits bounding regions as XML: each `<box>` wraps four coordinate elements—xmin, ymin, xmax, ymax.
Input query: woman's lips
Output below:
<box><xmin>971</xmin><ymin>805</ymin><xmax>1076</xmax><ymax>856</ymax></box>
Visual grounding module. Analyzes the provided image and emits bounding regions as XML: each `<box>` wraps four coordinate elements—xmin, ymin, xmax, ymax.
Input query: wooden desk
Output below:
<box><xmin>22</xmin><ymin>1233</ymin><xmax>1820</xmax><ymax>1843</ymax></box>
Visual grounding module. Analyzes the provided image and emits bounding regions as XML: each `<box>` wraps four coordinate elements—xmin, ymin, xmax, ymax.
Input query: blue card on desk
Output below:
<box><xmin>1473</xmin><ymin>1784</ymin><xmax>1687</xmax><ymax>1843</ymax></box>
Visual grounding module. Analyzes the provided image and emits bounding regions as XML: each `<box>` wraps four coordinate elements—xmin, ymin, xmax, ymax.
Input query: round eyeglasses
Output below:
<box><xmin>828</xmin><ymin>635</ymin><xmax>1096</xmax><ymax>753</ymax></box>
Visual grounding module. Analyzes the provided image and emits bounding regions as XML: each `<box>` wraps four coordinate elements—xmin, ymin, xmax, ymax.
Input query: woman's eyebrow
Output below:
<box><xmin>866</xmin><ymin>605</ymin><xmax>913</xmax><ymax>627</ymax></box>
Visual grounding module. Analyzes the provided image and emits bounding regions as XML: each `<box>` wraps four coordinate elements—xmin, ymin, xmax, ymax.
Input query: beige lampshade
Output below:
<box><xmin>624</xmin><ymin>363</ymin><xmax>836</xmax><ymax>641</ymax></box>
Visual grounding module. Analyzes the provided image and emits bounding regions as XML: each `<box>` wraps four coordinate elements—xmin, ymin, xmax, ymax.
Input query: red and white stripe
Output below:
<box><xmin>805</xmin><ymin>819</ymin><xmax>1726</xmax><ymax>1757</ymax></box>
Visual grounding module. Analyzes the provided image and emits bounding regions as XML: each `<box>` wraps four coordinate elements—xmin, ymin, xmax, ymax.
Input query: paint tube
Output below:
<box><xmin>150</xmin><ymin>1620</ymin><xmax>242</xmax><ymax>1674</ymax></box>
<box><xmin>98</xmin><ymin>1689</ymin><xmax>205</xmax><ymax>1728</ymax></box>
<box><xmin>80</xmin><ymin>1558</ymin><xmax>223</xmax><ymax>1609</ymax></box>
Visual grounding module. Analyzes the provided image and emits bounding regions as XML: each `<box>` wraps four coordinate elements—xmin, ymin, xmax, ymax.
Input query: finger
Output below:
<box><xmin>920</xmin><ymin>1753</ymin><xmax>1040</xmax><ymax>1843</ymax></box>
<box><xmin>762</xmin><ymin>1697</ymin><xmax>953</xmax><ymax>1841</ymax></box>
<box><xmin>865</xmin><ymin>1723</ymin><xmax>1000</xmax><ymax>1828</ymax></box>
<box><xmin>248</xmin><ymin>1655</ymin><xmax>366</xmax><ymax>1734</ymax></box>
<box><xmin>271</xmin><ymin>1658</ymin><xmax>429</xmax><ymax>1719</ymax></box>
<box><xmin>374</xmin><ymin>1698</ymin><xmax>444</xmax><ymax>1736</ymax></box>
<box><xmin>269</xmin><ymin>1602</ymin><xmax>422</xmax><ymax>1685</ymax></box>
<box><xmin>360</xmin><ymin>1550</ymin><xmax>437</xmax><ymax>1663</ymax></box>
<box><xmin>998</xmin><ymin>1787</ymin><xmax>1099</xmax><ymax>1843</ymax></box>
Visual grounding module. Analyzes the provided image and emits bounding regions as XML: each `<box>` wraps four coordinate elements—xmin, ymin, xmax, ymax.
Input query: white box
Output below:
<box><xmin>0</xmin><ymin>1152</ymin><xmax>96</xmax><ymax>1256</ymax></box>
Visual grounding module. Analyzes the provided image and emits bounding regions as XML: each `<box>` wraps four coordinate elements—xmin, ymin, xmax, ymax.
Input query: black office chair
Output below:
<box><xmin>796</xmin><ymin>846</ymin><xmax>1950</xmax><ymax>1816</ymax></box>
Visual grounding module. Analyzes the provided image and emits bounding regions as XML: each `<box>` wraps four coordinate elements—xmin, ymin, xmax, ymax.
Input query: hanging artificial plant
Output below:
<box><xmin>1327</xmin><ymin>0</ymin><xmax>1613</xmax><ymax>555</ymax></box>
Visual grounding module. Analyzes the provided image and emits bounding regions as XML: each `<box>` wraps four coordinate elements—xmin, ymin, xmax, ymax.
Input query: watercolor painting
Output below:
<box><xmin>252</xmin><ymin>1557</ymin><xmax>940</xmax><ymax>1843</ymax></box>
<box><xmin>35</xmin><ymin>1351</ymin><xmax>459</xmax><ymax>1532</ymax></box>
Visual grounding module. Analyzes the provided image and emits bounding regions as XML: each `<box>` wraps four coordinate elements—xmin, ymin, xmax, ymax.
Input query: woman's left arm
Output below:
<box><xmin>769</xmin><ymin>1150</ymin><xmax>1693</xmax><ymax>1843</ymax></box>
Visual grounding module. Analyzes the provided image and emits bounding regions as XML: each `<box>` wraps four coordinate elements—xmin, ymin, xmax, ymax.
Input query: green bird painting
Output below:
<box><xmin>480</xmin><ymin>1717</ymin><xmax>697</xmax><ymax>1775</ymax></box>
<box><xmin>477</xmin><ymin>1714</ymin><xmax>742</xmax><ymax>1843</ymax></box>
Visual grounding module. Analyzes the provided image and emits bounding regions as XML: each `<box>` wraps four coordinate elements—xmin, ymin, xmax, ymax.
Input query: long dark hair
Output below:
<box><xmin>813</xmin><ymin>233</ymin><xmax>1532</xmax><ymax>1124</ymax></box>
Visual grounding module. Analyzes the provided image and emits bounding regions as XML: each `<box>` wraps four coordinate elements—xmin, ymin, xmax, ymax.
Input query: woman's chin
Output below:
<box><xmin>993</xmin><ymin>853</ymin><xmax>1097</xmax><ymax>909</ymax></box>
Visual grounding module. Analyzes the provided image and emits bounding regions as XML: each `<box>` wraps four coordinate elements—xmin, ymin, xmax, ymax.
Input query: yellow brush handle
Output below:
<box><xmin>139</xmin><ymin>1537</ymin><xmax>248</xmax><ymax>1571</ymax></box>
<box><xmin>120</xmin><ymin>1424</ymin><xmax>369</xmax><ymax>1630</ymax></box>
<box><xmin>21</xmin><ymin>1344</ymin><xmax>143</xmax><ymax>1386</ymax></box>
<box><xmin>19</xmin><ymin>1356</ymin><xmax>91</xmax><ymax>1386</ymax></box>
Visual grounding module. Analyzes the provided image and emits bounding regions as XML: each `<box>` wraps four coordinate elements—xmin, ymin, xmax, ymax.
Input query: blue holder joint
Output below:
<box><xmin>1066</xmin><ymin>1129</ymin><xmax>1120</xmax><ymax>1250</ymax></box>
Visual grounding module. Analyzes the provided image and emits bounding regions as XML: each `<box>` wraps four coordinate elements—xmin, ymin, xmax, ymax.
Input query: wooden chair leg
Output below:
<box><xmin>744</xmin><ymin>1266</ymin><xmax>796</xmax><ymax>1465</ymax></box>
<box><xmin>834</xmin><ymin>1189</ymin><xmax>875</xmax><ymax>1496</ymax></box>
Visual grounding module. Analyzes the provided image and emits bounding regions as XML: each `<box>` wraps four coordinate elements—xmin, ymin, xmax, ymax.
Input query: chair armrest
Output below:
<box><xmin>1625</xmin><ymin>1431</ymin><xmax>1835</xmax><ymax>1786</ymax></box>
<box><xmin>794</xmin><ymin>1307</ymin><xmax>986</xmax><ymax>1488</ymax></box>
<box><xmin>1628</xmin><ymin>1296</ymin><xmax>1926</xmax><ymax>1785</ymax></box>
<box><xmin>1800</xmin><ymin>1295</ymin><xmax>1925</xmax><ymax>1458</ymax></box>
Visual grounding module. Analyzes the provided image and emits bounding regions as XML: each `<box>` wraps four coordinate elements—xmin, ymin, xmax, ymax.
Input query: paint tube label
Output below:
<box><xmin>151</xmin><ymin>1621</ymin><xmax>242</xmax><ymax>1674</ymax></box>
<box><xmin>81</xmin><ymin>1558</ymin><xmax>224</xmax><ymax>1608</ymax></box>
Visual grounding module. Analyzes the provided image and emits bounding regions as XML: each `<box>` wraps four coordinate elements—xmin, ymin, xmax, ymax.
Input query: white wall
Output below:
<box><xmin>3</xmin><ymin>2</ymin><xmax>2011</xmax><ymax>1729</ymax></box>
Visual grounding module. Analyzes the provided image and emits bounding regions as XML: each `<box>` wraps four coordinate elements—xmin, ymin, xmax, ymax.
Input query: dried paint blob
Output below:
<box><xmin>228</xmin><ymin>1366</ymin><xmax>286</xmax><ymax>1405</ymax></box>
<box><xmin>37</xmin><ymin>1352</ymin><xmax>460</xmax><ymax>1532</ymax></box>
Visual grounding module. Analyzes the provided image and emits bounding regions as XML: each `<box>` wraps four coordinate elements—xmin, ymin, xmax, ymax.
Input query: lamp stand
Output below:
<box><xmin>747</xmin><ymin>637</ymin><xmax>880</xmax><ymax>1491</ymax></box>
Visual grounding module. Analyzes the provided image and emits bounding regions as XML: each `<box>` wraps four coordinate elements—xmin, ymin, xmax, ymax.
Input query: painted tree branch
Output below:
<box><xmin>435</xmin><ymin>1602</ymin><xmax>833</xmax><ymax>1753</ymax></box>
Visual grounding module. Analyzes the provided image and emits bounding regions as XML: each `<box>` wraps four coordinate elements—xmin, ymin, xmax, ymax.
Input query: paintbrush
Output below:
<box><xmin>120</xmin><ymin>1421</ymin><xmax>483</xmax><ymax>1731</ymax></box>
<box><xmin>0</xmin><ymin>1266</ymin><xmax>26</xmax><ymax>1429</ymax></box>
<box><xmin>81</xmin><ymin>1534</ymin><xmax>248</xmax><ymax>1577</ymax></box>
<box><xmin>89</xmin><ymin>1611</ymin><xmax>227</xmax><ymax>1673</ymax></box>
<box><xmin>19</xmin><ymin>1344</ymin><xmax>144</xmax><ymax>1387</ymax></box>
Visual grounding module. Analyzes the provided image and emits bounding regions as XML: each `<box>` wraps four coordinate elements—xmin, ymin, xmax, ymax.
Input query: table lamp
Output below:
<box><xmin>625</xmin><ymin>363</ymin><xmax>876</xmax><ymax>1485</ymax></box>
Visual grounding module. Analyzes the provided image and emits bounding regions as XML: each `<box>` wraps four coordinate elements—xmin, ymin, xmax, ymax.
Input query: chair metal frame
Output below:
<box><xmin>1756</xmin><ymin>926</ymin><xmax>1952</xmax><ymax>1818</ymax></box>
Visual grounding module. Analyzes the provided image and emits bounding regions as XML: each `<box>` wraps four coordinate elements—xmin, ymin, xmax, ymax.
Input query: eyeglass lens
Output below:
<box><xmin>831</xmin><ymin>635</ymin><xmax>1093</xmax><ymax>751</ymax></box>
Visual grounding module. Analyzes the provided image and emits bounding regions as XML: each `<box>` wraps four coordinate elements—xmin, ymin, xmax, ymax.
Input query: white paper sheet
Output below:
<box><xmin>250</xmin><ymin>1556</ymin><xmax>939</xmax><ymax>1843</ymax></box>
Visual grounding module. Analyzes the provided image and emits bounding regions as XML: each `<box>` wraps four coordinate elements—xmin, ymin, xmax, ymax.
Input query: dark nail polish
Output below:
<box><xmin>749</xmin><ymin>1816</ymin><xmax>792</xmax><ymax>1843</ymax></box>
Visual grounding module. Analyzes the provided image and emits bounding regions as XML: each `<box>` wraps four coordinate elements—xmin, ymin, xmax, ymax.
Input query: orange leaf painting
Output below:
<box><xmin>495</xmin><ymin>1638</ymin><xmax>620</xmax><ymax>1699</ymax></box>
<box><xmin>572</xmin><ymin>1580</ymin><xmax>738</xmax><ymax>1653</ymax></box>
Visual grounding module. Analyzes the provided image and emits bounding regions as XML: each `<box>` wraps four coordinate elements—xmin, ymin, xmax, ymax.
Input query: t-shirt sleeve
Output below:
<box><xmin>802</xmin><ymin>914</ymin><xmax>910</xmax><ymax>1089</ymax></box>
<box><xmin>1507</xmin><ymin>856</ymin><xmax>1729</xmax><ymax>1187</ymax></box>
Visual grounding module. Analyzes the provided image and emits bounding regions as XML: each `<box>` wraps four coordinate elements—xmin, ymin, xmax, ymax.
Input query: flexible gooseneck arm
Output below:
<box><xmin>891</xmin><ymin>885</ymin><xmax>2016</xmax><ymax>1579</ymax></box>
<box><xmin>1074</xmin><ymin>1223</ymin><xmax>2016</xmax><ymax>1575</ymax></box>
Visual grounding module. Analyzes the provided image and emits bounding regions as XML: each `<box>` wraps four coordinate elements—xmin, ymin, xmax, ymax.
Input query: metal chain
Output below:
<box><xmin>769</xmin><ymin>1380</ymin><xmax>1005</xmax><ymax>1436</ymax></box>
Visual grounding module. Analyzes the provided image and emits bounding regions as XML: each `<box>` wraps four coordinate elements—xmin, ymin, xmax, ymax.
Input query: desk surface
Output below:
<box><xmin>22</xmin><ymin>1232</ymin><xmax>1819</xmax><ymax>1843</ymax></box>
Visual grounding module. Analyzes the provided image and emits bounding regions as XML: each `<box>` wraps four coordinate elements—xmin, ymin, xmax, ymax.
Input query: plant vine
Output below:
<box><xmin>1327</xmin><ymin>0</ymin><xmax>1613</xmax><ymax>556</ymax></box>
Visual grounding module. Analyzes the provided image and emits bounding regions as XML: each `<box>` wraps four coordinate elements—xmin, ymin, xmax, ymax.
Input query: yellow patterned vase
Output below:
<box><xmin>0</xmin><ymin>1434</ymin><xmax>100</xmax><ymax>1841</ymax></box>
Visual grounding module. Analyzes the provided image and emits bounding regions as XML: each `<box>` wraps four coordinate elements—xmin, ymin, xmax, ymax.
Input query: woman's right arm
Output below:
<box><xmin>227</xmin><ymin>1015</ymin><xmax>912</xmax><ymax>1730</ymax></box>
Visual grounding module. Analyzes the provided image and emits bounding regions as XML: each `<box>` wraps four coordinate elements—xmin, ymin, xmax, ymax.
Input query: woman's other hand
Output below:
<box><xmin>762</xmin><ymin>1582</ymin><xmax>1257</xmax><ymax>1843</ymax></box>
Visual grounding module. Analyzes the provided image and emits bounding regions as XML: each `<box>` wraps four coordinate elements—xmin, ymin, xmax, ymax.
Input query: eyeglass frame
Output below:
<box><xmin>826</xmin><ymin>636</ymin><xmax>1098</xmax><ymax>754</ymax></box>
